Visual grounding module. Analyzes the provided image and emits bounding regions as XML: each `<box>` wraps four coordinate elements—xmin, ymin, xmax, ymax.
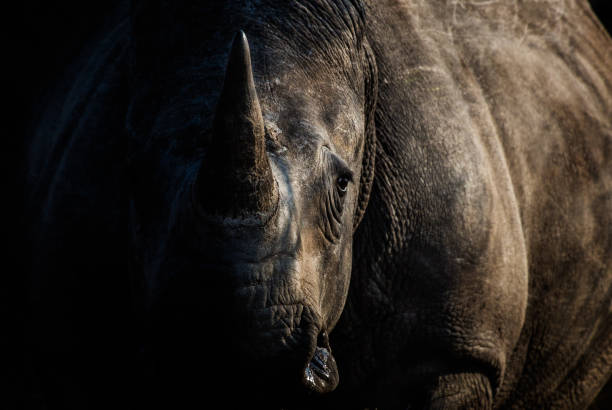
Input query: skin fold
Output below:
<box><xmin>25</xmin><ymin>1</ymin><xmax>611</xmax><ymax>409</ymax></box>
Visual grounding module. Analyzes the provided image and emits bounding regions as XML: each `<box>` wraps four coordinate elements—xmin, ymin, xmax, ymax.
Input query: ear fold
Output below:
<box><xmin>353</xmin><ymin>38</ymin><xmax>378</xmax><ymax>231</ymax></box>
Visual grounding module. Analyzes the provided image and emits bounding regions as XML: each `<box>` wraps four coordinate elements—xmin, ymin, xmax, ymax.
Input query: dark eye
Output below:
<box><xmin>336</xmin><ymin>176</ymin><xmax>350</xmax><ymax>194</ymax></box>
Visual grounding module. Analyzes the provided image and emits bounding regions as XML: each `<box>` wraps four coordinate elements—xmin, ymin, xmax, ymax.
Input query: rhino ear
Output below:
<box><xmin>196</xmin><ymin>31</ymin><xmax>278</xmax><ymax>218</ymax></box>
<box><xmin>353</xmin><ymin>39</ymin><xmax>378</xmax><ymax>230</ymax></box>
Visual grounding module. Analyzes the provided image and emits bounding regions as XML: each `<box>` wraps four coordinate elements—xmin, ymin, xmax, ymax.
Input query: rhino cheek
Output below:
<box><xmin>320</xmin><ymin>240</ymin><xmax>353</xmax><ymax>332</ymax></box>
<box><xmin>297</xmin><ymin>232</ymin><xmax>346</xmax><ymax>332</ymax></box>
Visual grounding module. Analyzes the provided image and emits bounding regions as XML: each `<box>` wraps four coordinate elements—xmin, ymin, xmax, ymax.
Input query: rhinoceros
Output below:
<box><xmin>25</xmin><ymin>0</ymin><xmax>611</xmax><ymax>408</ymax></box>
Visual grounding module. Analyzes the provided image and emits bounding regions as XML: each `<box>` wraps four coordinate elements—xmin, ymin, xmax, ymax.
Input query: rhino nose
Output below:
<box><xmin>302</xmin><ymin>329</ymin><xmax>340</xmax><ymax>394</ymax></box>
<box><xmin>195</xmin><ymin>30</ymin><xmax>278</xmax><ymax>219</ymax></box>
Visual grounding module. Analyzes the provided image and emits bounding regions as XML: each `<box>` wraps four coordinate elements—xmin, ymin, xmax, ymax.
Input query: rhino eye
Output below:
<box><xmin>319</xmin><ymin>161</ymin><xmax>352</xmax><ymax>243</ymax></box>
<box><xmin>336</xmin><ymin>176</ymin><xmax>350</xmax><ymax>194</ymax></box>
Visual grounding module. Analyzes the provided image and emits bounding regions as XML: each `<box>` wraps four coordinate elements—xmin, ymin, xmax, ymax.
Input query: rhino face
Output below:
<box><xmin>180</xmin><ymin>31</ymin><xmax>368</xmax><ymax>395</ymax></box>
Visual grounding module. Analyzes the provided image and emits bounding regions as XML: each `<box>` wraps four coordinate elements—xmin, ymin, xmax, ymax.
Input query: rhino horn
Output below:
<box><xmin>197</xmin><ymin>31</ymin><xmax>278</xmax><ymax>218</ymax></box>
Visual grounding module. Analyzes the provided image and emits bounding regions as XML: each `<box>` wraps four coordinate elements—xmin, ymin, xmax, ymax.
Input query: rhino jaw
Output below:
<box><xmin>302</xmin><ymin>330</ymin><xmax>339</xmax><ymax>393</ymax></box>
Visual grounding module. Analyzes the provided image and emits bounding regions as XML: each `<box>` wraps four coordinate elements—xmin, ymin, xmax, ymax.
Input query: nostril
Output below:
<box><xmin>317</xmin><ymin>329</ymin><xmax>330</xmax><ymax>348</ymax></box>
<box><xmin>302</xmin><ymin>328</ymin><xmax>339</xmax><ymax>393</ymax></box>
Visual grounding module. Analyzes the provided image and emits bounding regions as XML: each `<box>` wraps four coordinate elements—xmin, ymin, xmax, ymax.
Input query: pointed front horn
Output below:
<box><xmin>197</xmin><ymin>31</ymin><xmax>278</xmax><ymax>218</ymax></box>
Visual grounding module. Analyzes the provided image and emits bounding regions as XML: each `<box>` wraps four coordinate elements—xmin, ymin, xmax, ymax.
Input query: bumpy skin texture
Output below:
<box><xmin>25</xmin><ymin>1</ymin><xmax>611</xmax><ymax>409</ymax></box>
<box><xmin>331</xmin><ymin>1</ymin><xmax>612</xmax><ymax>408</ymax></box>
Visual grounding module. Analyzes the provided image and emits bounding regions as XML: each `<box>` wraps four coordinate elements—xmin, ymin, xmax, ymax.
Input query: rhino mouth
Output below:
<box><xmin>302</xmin><ymin>330</ymin><xmax>339</xmax><ymax>393</ymax></box>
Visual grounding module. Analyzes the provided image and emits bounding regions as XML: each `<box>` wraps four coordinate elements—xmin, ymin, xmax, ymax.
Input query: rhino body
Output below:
<box><xmin>25</xmin><ymin>1</ymin><xmax>611</xmax><ymax>408</ymax></box>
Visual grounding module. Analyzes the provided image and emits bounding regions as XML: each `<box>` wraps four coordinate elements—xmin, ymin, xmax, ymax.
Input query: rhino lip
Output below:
<box><xmin>302</xmin><ymin>330</ymin><xmax>339</xmax><ymax>394</ymax></box>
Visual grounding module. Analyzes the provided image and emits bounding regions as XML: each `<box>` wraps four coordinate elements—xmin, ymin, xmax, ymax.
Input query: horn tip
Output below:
<box><xmin>235</xmin><ymin>30</ymin><xmax>248</xmax><ymax>49</ymax></box>
<box><xmin>229</xmin><ymin>30</ymin><xmax>251</xmax><ymax>70</ymax></box>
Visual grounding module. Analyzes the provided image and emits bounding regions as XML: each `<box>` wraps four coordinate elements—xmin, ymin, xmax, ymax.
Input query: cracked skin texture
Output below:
<box><xmin>330</xmin><ymin>0</ymin><xmax>612</xmax><ymax>408</ymax></box>
<box><xmin>24</xmin><ymin>0</ymin><xmax>611</xmax><ymax>409</ymax></box>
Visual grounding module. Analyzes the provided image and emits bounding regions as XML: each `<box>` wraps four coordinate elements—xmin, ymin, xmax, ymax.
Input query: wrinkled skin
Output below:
<box><xmin>127</xmin><ymin>4</ymin><xmax>372</xmax><ymax>403</ymax></box>
<box><xmin>25</xmin><ymin>0</ymin><xmax>611</xmax><ymax>409</ymax></box>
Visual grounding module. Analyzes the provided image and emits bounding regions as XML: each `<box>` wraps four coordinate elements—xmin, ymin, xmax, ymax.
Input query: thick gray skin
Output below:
<box><xmin>331</xmin><ymin>0</ymin><xmax>612</xmax><ymax>408</ymax></box>
<box><xmin>25</xmin><ymin>0</ymin><xmax>611</xmax><ymax>409</ymax></box>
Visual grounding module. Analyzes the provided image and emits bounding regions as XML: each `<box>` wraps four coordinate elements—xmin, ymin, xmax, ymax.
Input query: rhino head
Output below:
<box><xmin>132</xmin><ymin>17</ymin><xmax>376</xmax><ymax>400</ymax></box>
<box><xmin>192</xmin><ymin>31</ymin><xmax>366</xmax><ymax>393</ymax></box>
